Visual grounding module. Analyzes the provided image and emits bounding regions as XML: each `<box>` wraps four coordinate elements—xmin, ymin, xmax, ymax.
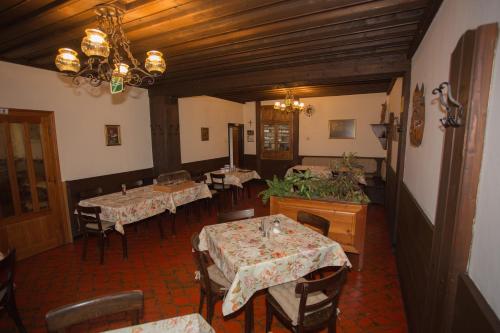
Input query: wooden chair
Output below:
<box><xmin>77</xmin><ymin>187</ymin><xmax>103</xmax><ymax>200</ymax></box>
<box><xmin>297</xmin><ymin>211</ymin><xmax>330</xmax><ymax>237</ymax></box>
<box><xmin>76</xmin><ymin>205</ymin><xmax>127</xmax><ymax>265</ymax></box>
<box><xmin>191</xmin><ymin>232</ymin><xmax>231</xmax><ymax>324</ymax></box>
<box><xmin>0</xmin><ymin>249</ymin><xmax>27</xmax><ymax>333</ymax></box>
<box><xmin>210</xmin><ymin>173</ymin><xmax>233</xmax><ymax>208</ymax></box>
<box><xmin>193</xmin><ymin>174</ymin><xmax>218</xmax><ymax>216</ymax></box>
<box><xmin>266</xmin><ymin>264</ymin><xmax>348</xmax><ymax>333</ymax></box>
<box><xmin>217</xmin><ymin>208</ymin><xmax>255</xmax><ymax>223</ymax></box>
<box><xmin>157</xmin><ymin>170</ymin><xmax>191</xmax><ymax>184</ymax></box>
<box><xmin>45</xmin><ymin>290</ymin><xmax>143</xmax><ymax>333</ymax></box>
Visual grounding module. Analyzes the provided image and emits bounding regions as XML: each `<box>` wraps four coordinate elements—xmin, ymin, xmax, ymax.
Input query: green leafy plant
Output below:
<box><xmin>260</xmin><ymin>155</ymin><xmax>370</xmax><ymax>204</ymax></box>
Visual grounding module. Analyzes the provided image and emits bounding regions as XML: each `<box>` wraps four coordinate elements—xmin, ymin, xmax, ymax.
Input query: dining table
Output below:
<box><xmin>78</xmin><ymin>183</ymin><xmax>212</xmax><ymax>234</ymax></box>
<box><xmin>286</xmin><ymin>164</ymin><xmax>367</xmax><ymax>185</ymax></box>
<box><xmin>204</xmin><ymin>168</ymin><xmax>260</xmax><ymax>188</ymax></box>
<box><xmin>102</xmin><ymin>313</ymin><xmax>215</xmax><ymax>333</ymax></box>
<box><xmin>198</xmin><ymin>214</ymin><xmax>350</xmax><ymax>332</ymax></box>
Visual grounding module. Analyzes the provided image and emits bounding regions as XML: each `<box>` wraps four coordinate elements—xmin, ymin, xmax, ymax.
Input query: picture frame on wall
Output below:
<box><xmin>247</xmin><ymin>129</ymin><xmax>254</xmax><ymax>142</ymax></box>
<box><xmin>105</xmin><ymin>125</ymin><xmax>121</xmax><ymax>146</ymax></box>
<box><xmin>201</xmin><ymin>127</ymin><xmax>209</xmax><ymax>141</ymax></box>
<box><xmin>329</xmin><ymin>119</ymin><xmax>356</xmax><ymax>139</ymax></box>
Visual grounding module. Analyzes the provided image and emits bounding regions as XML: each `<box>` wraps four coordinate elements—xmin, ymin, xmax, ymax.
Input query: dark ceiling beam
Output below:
<box><xmin>164</xmin><ymin>10</ymin><xmax>423</xmax><ymax>62</ymax></box>
<box><xmin>157</xmin><ymin>46</ymin><xmax>409</xmax><ymax>83</ymax></box>
<box><xmin>150</xmin><ymin>53</ymin><xmax>410</xmax><ymax>97</ymax></box>
<box><xmin>20</xmin><ymin>0</ymin><xmax>426</xmax><ymax>66</ymax></box>
<box><xmin>165</xmin><ymin>31</ymin><xmax>415</xmax><ymax>75</ymax></box>
<box><xmin>408</xmin><ymin>0</ymin><xmax>443</xmax><ymax>56</ymax></box>
<box><xmin>212</xmin><ymin>81</ymin><xmax>391</xmax><ymax>103</ymax></box>
<box><xmin>0</xmin><ymin>0</ymin><xmax>60</xmax><ymax>28</ymax></box>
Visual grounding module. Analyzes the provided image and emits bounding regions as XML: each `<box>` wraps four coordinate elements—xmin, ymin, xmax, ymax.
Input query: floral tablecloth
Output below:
<box><xmin>205</xmin><ymin>169</ymin><xmax>260</xmax><ymax>188</ymax></box>
<box><xmin>198</xmin><ymin>214</ymin><xmax>351</xmax><ymax>316</ymax></box>
<box><xmin>79</xmin><ymin>184</ymin><xmax>211</xmax><ymax>234</ymax></box>
<box><xmin>102</xmin><ymin>313</ymin><xmax>215</xmax><ymax>333</ymax></box>
<box><xmin>285</xmin><ymin>165</ymin><xmax>367</xmax><ymax>185</ymax></box>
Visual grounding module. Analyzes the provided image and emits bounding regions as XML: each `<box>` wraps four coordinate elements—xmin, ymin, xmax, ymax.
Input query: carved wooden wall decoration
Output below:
<box><xmin>410</xmin><ymin>84</ymin><xmax>425</xmax><ymax>146</ymax></box>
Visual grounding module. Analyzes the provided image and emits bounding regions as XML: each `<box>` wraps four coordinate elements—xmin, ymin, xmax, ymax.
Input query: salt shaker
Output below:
<box><xmin>272</xmin><ymin>218</ymin><xmax>281</xmax><ymax>234</ymax></box>
<box><xmin>121</xmin><ymin>184</ymin><xmax>126</xmax><ymax>195</ymax></box>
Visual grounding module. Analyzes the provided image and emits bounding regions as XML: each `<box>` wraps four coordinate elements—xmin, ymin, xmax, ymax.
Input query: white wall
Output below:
<box><xmin>178</xmin><ymin>96</ymin><xmax>243</xmax><ymax>163</ymax></box>
<box><xmin>387</xmin><ymin>77</ymin><xmax>403</xmax><ymax>171</ymax></box>
<box><xmin>243</xmin><ymin>102</ymin><xmax>256</xmax><ymax>155</ymax></box>
<box><xmin>404</xmin><ymin>0</ymin><xmax>500</xmax><ymax>316</ymax></box>
<box><xmin>298</xmin><ymin>94</ymin><xmax>387</xmax><ymax>157</ymax></box>
<box><xmin>0</xmin><ymin>61</ymin><xmax>152</xmax><ymax>181</ymax></box>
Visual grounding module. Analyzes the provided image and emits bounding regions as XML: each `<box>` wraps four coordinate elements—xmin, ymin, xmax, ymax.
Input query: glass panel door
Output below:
<box><xmin>0</xmin><ymin>123</ymin><xmax>14</xmax><ymax>219</ymax></box>
<box><xmin>10</xmin><ymin>123</ymin><xmax>33</xmax><ymax>213</ymax></box>
<box><xmin>29</xmin><ymin>124</ymin><xmax>49</xmax><ymax>210</ymax></box>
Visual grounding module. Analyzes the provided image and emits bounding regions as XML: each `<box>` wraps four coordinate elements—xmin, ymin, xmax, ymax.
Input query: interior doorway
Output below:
<box><xmin>228</xmin><ymin>123</ymin><xmax>244</xmax><ymax>168</ymax></box>
<box><xmin>0</xmin><ymin>108</ymin><xmax>69</xmax><ymax>260</ymax></box>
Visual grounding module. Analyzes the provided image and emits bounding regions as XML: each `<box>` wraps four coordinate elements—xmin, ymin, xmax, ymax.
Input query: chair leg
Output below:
<box><xmin>265</xmin><ymin>300</ymin><xmax>273</xmax><ymax>333</ymax></box>
<box><xmin>98</xmin><ymin>233</ymin><xmax>105</xmax><ymax>265</ymax></box>
<box><xmin>171</xmin><ymin>213</ymin><xmax>176</xmax><ymax>235</ymax></box>
<box><xmin>247</xmin><ymin>183</ymin><xmax>251</xmax><ymax>198</ymax></box>
<box><xmin>122</xmin><ymin>234</ymin><xmax>128</xmax><ymax>259</ymax></box>
<box><xmin>81</xmin><ymin>233</ymin><xmax>88</xmax><ymax>260</ymax></box>
<box><xmin>198</xmin><ymin>288</ymin><xmax>205</xmax><ymax>315</ymax></box>
<box><xmin>244</xmin><ymin>296</ymin><xmax>254</xmax><ymax>333</ymax></box>
<box><xmin>158</xmin><ymin>214</ymin><xmax>165</xmax><ymax>239</ymax></box>
<box><xmin>328</xmin><ymin>317</ymin><xmax>337</xmax><ymax>333</ymax></box>
<box><xmin>207</xmin><ymin>295</ymin><xmax>215</xmax><ymax>325</ymax></box>
<box><xmin>5</xmin><ymin>291</ymin><xmax>27</xmax><ymax>333</ymax></box>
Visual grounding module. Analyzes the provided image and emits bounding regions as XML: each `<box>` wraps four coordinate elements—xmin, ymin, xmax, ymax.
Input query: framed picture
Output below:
<box><xmin>201</xmin><ymin>127</ymin><xmax>209</xmax><ymax>141</ymax></box>
<box><xmin>105</xmin><ymin>125</ymin><xmax>121</xmax><ymax>146</ymax></box>
<box><xmin>329</xmin><ymin>119</ymin><xmax>356</xmax><ymax>139</ymax></box>
<box><xmin>247</xmin><ymin>129</ymin><xmax>254</xmax><ymax>142</ymax></box>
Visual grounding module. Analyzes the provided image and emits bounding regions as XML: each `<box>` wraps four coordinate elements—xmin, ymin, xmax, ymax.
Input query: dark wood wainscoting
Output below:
<box><xmin>242</xmin><ymin>154</ymin><xmax>257</xmax><ymax>171</ymax></box>
<box><xmin>396</xmin><ymin>182</ymin><xmax>434</xmax><ymax>333</ymax></box>
<box><xmin>65</xmin><ymin>168</ymin><xmax>154</xmax><ymax>239</ymax></box>
<box><xmin>181</xmin><ymin>157</ymin><xmax>229</xmax><ymax>177</ymax></box>
<box><xmin>452</xmin><ymin>273</ymin><xmax>500</xmax><ymax>333</ymax></box>
<box><xmin>385</xmin><ymin>166</ymin><xmax>397</xmax><ymax>229</ymax></box>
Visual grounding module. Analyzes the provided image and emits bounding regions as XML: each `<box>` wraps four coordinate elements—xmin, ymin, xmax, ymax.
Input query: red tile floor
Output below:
<box><xmin>0</xmin><ymin>183</ymin><xmax>407</xmax><ymax>332</ymax></box>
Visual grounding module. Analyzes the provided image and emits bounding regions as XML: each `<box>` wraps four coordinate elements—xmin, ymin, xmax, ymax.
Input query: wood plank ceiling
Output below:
<box><xmin>0</xmin><ymin>0</ymin><xmax>442</xmax><ymax>102</ymax></box>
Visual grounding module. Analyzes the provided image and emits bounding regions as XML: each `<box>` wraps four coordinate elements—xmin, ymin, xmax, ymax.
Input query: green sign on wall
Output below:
<box><xmin>110</xmin><ymin>76</ymin><xmax>124</xmax><ymax>94</ymax></box>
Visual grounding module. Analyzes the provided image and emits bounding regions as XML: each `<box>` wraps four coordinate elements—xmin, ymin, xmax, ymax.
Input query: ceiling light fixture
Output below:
<box><xmin>54</xmin><ymin>4</ymin><xmax>166</xmax><ymax>93</ymax></box>
<box><xmin>273</xmin><ymin>89</ymin><xmax>313</xmax><ymax>117</ymax></box>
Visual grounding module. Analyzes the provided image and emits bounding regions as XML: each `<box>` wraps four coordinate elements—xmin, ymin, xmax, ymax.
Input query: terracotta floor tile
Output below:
<box><xmin>0</xmin><ymin>183</ymin><xmax>407</xmax><ymax>332</ymax></box>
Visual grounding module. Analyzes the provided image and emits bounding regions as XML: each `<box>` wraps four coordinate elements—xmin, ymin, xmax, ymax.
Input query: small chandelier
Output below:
<box><xmin>273</xmin><ymin>89</ymin><xmax>305</xmax><ymax>113</ymax></box>
<box><xmin>55</xmin><ymin>4</ymin><xmax>166</xmax><ymax>93</ymax></box>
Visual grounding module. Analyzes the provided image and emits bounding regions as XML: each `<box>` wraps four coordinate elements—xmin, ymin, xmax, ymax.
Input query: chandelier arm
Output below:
<box><xmin>128</xmin><ymin>67</ymin><xmax>155</xmax><ymax>86</ymax></box>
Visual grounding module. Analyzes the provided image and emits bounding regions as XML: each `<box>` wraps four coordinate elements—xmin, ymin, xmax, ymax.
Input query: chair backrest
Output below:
<box><xmin>77</xmin><ymin>187</ymin><xmax>103</xmax><ymax>201</ymax></box>
<box><xmin>45</xmin><ymin>290</ymin><xmax>144</xmax><ymax>333</ymax></box>
<box><xmin>192</xmin><ymin>174</ymin><xmax>207</xmax><ymax>183</ymax></box>
<box><xmin>297</xmin><ymin>211</ymin><xmax>330</xmax><ymax>237</ymax></box>
<box><xmin>292</xmin><ymin>168</ymin><xmax>306</xmax><ymax>174</ymax></box>
<box><xmin>157</xmin><ymin>170</ymin><xmax>191</xmax><ymax>184</ymax></box>
<box><xmin>295</xmin><ymin>264</ymin><xmax>348</xmax><ymax>327</ymax></box>
<box><xmin>190</xmin><ymin>232</ymin><xmax>212</xmax><ymax>292</ymax></box>
<box><xmin>76</xmin><ymin>205</ymin><xmax>103</xmax><ymax>231</ymax></box>
<box><xmin>210</xmin><ymin>173</ymin><xmax>226</xmax><ymax>185</ymax></box>
<box><xmin>217</xmin><ymin>208</ymin><xmax>255</xmax><ymax>223</ymax></box>
<box><xmin>0</xmin><ymin>249</ymin><xmax>15</xmax><ymax>300</ymax></box>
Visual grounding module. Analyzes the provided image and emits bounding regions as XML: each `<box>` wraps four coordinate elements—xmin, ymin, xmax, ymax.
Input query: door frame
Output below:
<box><xmin>228</xmin><ymin>123</ymin><xmax>244</xmax><ymax>167</ymax></box>
<box><xmin>423</xmin><ymin>23</ymin><xmax>498</xmax><ymax>332</ymax></box>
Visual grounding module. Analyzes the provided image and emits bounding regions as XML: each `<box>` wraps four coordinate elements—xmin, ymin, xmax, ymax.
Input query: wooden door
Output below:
<box><xmin>231</xmin><ymin>127</ymin><xmax>240</xmax><ymax>167</ymax></box>
<box><xmin>0</xmin><ymin>109</ymin><xmax>67</xmax><ymax>260</ymax></box>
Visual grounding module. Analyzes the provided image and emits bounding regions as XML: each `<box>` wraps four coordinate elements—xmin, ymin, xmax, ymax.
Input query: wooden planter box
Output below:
<box><xmin>270</xmin><ymin>196</ymin><xmax>368</xmax><ymax>270</ymax></box>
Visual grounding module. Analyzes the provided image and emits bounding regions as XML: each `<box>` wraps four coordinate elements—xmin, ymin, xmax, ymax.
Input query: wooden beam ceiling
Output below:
<box><xmin>0</xmin><ymin>0</ymin><xmax>441</xmax><ymax>101</ymax></box>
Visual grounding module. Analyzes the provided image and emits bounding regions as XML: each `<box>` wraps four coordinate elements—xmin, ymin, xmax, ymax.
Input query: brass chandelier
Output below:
<box><xmin>273</xmin><ymin>89</ymin><xmax>305</xmax><ymax>113</ymax></box>
<box><xmin>54</xmin><ymin>4</ymin><xmax>166</xmax><ymax>93</ymax></box>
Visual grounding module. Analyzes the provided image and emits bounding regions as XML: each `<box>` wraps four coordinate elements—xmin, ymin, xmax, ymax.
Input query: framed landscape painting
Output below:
<box><xmin>105</xmin><ymin>125</ymin><xmax>121</xmax><ymax>146</ymax></box>
<box><xmin>329</xmin><ymin>119</ymin><xmax>356</xmax><ymax>139</ymax></box>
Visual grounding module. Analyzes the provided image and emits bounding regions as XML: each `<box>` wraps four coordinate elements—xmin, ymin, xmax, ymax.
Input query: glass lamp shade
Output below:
<box><xmin>273</xmin><ymin>102</ymin><xmax>281</xmax><ymax>110</ymax></box>
<box><xmin>81</xmin><ymin>29</ymin><xmax>110</xmax><ymax>58</ymax></box>
<box><xmin>55</xmin><ymin>48</ymin><xmax>80</xmax><ymax>73</ymax></box>
<box><xmin>113</xmin><ymin>63</ymin><xmax>130</xmax><ymax>77</ymax></box>
<box><xmin>145</xmin><ymin>50</ymin><xmax>166</xmax><ymax>74</ymax></box>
